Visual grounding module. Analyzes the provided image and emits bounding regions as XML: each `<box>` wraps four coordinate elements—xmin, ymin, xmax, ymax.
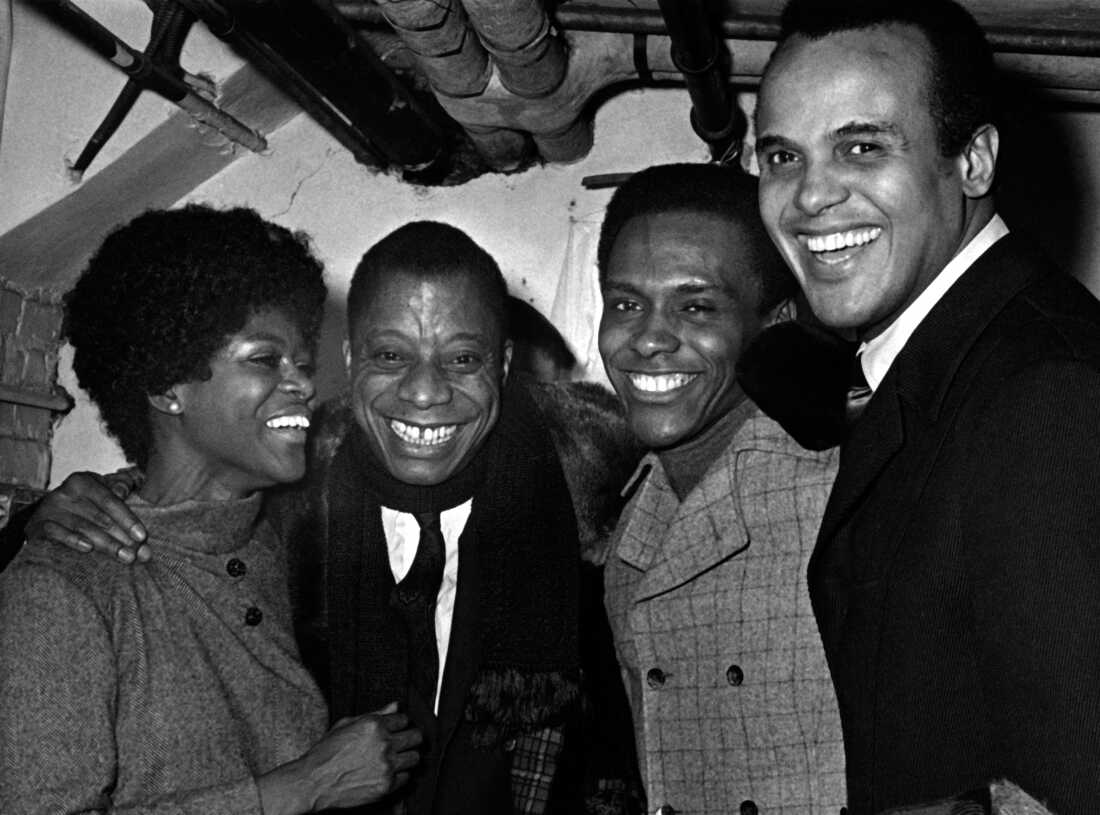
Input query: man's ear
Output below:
<box><xmin>501</xmin><ymin>339</ymin><xmax>513</xmax><ymax>382</ymax></box>
<box><xmin>148</xmin><ymin>389</ymin><xmax>183</xmax><ymax>417</ymax></box>
<box><xmin>958</xmin><ymin>123</ymin><xmax>999</xmax><ymax>199</ymax></box>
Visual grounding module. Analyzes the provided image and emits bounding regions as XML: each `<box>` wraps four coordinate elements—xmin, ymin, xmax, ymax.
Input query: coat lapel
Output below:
<box><xmin>814</xmin><ymin>232</ymin><xmax>1051</xmax><ymax>558</ymax></box>
<box><xmin>816</xmin><ymin>381</ymin><xmax>906</xmax><ymax>547</ymax></box>
<box><xmin>624</xmin><ymin>402</ymin><xmax>764</xmax><ymax>602</ymax></box>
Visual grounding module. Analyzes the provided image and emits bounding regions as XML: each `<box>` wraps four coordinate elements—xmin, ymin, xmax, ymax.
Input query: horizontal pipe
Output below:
<box><xmin>35</xmin><ymin>0</ymin><xmax>266</xmax><ymax>152</ymax></box>
<box><xmin>0</xmin><ymin>385</ymin><xmax>71</xmax><ymax>413</ymax></box>
<box><xmin>336</xmin><ymin>2</ymin><xmax>1100</xmax><ymax>58</ymax></box>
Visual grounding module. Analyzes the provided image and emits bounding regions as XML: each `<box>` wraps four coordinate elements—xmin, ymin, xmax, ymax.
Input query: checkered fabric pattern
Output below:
<box><xmin>510</xmin><ymin>724</ymin><xmax>565</xmax><ymax>814</ymax></box>
<box><xmin>605</xmin><ymin>404</ymin><xmax>846</xmax><ymax>815</ymax></box>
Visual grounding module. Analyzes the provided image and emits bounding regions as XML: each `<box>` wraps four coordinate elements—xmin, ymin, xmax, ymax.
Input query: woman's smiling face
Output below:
<box><xmin>166</xmin><ymin>308</ymin><xmax>316</xmax><ymax>499</ymax></box>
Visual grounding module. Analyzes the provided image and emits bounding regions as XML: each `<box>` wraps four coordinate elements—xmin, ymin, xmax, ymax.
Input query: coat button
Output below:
<box><xmin>726</xmin><ymin>664</ymin><xmax>744</xmax><ymax>686</ymax></box>
<box><xmin>226</xmin><ymin>558</ymin><xmax>247</xmax><ymax>578</ymax></box>
<box><xmin>740</xmin><ymin>801</ymin><xmax>758</xmax><ymax>815</ymax></box>
<box><xmin>655</xmin><ymin>806</ymin><xmax>677</xmax><ymax>815</ymax></box>
<box><xmin>646</xmin><ymin>668</ymin><xmax>666</xmax><ymax>688</ymax></box>
<box><xmin>244</xmin><ymin>606</ymin><xmax>263</xmax><ymax>626</ymax></box>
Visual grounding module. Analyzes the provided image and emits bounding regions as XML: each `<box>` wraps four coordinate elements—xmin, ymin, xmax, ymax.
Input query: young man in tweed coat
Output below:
<box><xmin>597</xmin><ymin>163</ymin><xmax>846</xmax><ymax>815</ymax></box>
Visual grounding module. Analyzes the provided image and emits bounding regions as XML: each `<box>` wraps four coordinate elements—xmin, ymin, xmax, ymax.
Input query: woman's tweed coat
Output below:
<box><xmin>0</xmin><ymin>495</ymin><xmax>327</xmax><ymax>815</ymax></box>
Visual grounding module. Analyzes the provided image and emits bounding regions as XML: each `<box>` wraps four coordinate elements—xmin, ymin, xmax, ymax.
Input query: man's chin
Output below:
<box><xmin>383</xmin><ymin>453</ymin><xmax>467</xmax><ymax>486</ymax></box>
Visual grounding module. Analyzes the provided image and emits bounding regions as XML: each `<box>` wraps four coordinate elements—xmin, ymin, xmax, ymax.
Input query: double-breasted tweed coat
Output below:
<box><xmin>605</xmin><ymin>401</ymin><xmax>846</xmax><ymax>815</ymax></box>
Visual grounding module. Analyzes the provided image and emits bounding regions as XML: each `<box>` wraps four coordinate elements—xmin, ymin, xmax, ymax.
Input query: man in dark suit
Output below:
<box><xmin>753</xmin><ymin>0</ymin><xmax>1100</xmax><ymax>812</ymax></box>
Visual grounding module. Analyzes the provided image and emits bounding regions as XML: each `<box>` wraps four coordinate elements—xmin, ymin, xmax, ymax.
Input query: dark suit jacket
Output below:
<box><xmin>810</xmin><ymin>232</ymin><xmax>1100</xmax><ymax>814</ymax></box>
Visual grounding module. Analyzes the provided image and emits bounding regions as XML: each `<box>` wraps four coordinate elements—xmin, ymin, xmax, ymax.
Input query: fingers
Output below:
<box><xmin>25</xmin><ymin>472</ymin><xmax>147</xmax><ymax>563</ymax></box>
<box><xmin>390</xmin><ymin>747</ymin><xmax>421</xmax><ymax>773</ymax></box>
<box><xmin>389</xmin><ymin>727</ymin><xmax>423</xmax><ymax>751</ymax></box>
<box><xmin>27</xmin><ymin>508</ymin><xmax>138</xmax><ymax>561</ymax></box>
<box><xmin>378</xmin><ymin>711</ymin><xmax>411</xmax><ymax>732</ymax></box>
<box><xmin>68</xmin><ymin>474</ymin><xmax>146</xmax><ymax>544</ymax></box>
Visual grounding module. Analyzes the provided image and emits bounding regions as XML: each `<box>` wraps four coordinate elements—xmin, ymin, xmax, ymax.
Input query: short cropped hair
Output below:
<box><xmin>775</xmin><ymin>0</ymin><xmax>996</xmax><ymax>156</ymax></box>
<box><xmin>64</xmin><ymin>205</ymin><xmax>327</xmax><ymax>468</ymax></box>
<box><xmin>597</xmin><ymin>163</ymin><xmax>794</xmax><ymax>313</ymax></box>
<box><xmin>346</xmin><ymin>221</ymin><xmax>508</xmax><ymax>344</ymax></box>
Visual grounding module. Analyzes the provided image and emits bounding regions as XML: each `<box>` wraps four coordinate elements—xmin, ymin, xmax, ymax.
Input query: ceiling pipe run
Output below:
<box><xmin>655</xmin><ymin>0</ymin><xmax>741</xmax><ymax>161</ymax></box>
<box><xmin>374</xmin><ymin>0</ymin><xmax>491</xmax><ymax>98</ymax></box>
<box><xmin>338</xmin><ymin>1</ymin><xmax>1100</xmax><ymax>175</ymax></box>
<box><xmin>462</xmin><ymin>0</ymin><xmax>566</xmax><ymax>99</ymax></box>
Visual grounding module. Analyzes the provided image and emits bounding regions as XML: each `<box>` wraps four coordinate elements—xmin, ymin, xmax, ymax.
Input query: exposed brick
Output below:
<box><xmin>14</xmin><ymin>405</ymin><xmax>53</xmax><ymax>442</ymax></box>
<box><xmin>0</xmin><ymin>289</ymin><xmax>22</xmax><ymax>334</ymax></box>
<box><xmin>0</xmin><ymin>403</ymin><xmax>17</xmax><ymax>435</ymax></box>
<box><xmin>2</xmin><ymin>344</ymin><xmax>24</xmax><ymax>386</ymax></box>
<box><xmin>21</xmin><ymin>349</ymin><xmax>48</xmax><ymax>389</ymax></box>
<box><xmin>19</xmin><ymin>300</ymin><xmax>63</xmax><ymax>347</ymax></box>
<box><xmin>0</xmin><ymin>438</ymin><xmax>50</xmax><ymax>489</ymax></box>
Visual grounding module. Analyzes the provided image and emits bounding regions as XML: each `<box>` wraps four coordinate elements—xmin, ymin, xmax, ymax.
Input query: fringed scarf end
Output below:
<box><xmin>464</xmin><ymin>667</ymin><xmax>581</xmax><ymax>748</ymax></box>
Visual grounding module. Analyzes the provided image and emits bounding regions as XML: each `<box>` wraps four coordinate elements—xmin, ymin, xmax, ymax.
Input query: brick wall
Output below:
<box><xmin>0</xmin><ymin>278</ymin><xmax>70</xmax><ymax>530</ymax></box>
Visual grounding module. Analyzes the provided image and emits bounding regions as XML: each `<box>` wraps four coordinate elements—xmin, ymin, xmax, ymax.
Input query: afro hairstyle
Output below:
<box><xmin>64</xmin><ymin>204</ymin><xmax>327</xmax><ymax>469</ymax></box>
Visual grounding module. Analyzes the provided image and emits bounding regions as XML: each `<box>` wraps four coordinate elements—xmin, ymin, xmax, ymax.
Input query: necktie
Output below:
<box><xmin>845</xmin><ymin>353</ymin><xmax>873</xmax><ymax>430</ymax></box>
<box><xmin>391</xmin><ymin>511</ymin><xmax>446</xmax><ymax>711</ymax></box>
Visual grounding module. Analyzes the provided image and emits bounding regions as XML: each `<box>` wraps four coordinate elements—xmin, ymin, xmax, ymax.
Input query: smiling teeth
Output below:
<box><xmin>629</xmin><ymin>373</ymin><xmax>697</xmax><ymax>393</ymax></box>
<box><xmin>807</xmin><ymin>227</ymin><xmax>882</xmax><ymax>253</ymax></box>
<box><xmin>266</xmin><ymin>415</ymin><xmax>310</xmax><ymax>430</ymax></box>
<box><xmin>390</xmin><ymin>419</ymin><xmax>458</xmax><ymax>446</ymax></box>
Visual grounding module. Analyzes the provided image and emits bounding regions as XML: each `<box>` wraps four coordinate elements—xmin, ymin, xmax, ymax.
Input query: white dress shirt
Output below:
<box><xmin>860</xmin><ymin>215</ymin><xmax>1009</xmax><ymax>391</ymax></box>
<box><xmin>381</xmin><ymin>500</ymin><xmax>471</xmax><ymax>713</ymax></box>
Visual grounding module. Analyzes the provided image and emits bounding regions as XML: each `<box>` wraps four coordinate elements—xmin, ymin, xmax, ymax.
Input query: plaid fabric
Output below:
<box><xmin>605</xmin><ymin>404</ymin><xmax>846</xmax><ymax>815</ymax></box>
<box><xmin>510</xmin><ymin>725</ymin><xmax>564</xmax><ymax>814</ymax></box>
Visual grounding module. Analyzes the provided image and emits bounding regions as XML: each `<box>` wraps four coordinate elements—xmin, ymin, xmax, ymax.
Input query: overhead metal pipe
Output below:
<box><xmin>375</xmin><ymin>0</ymin><xmax>491</xmax><ymax>98</ymax></box>
<box><xmin>178</xmin><ymin>0</ymin><xmax>447</xmax><ymax>171</ymax></box>
<box><xmin>71</xmin><ymin>1</ymin><xmax>196</xmax><ymax>175</ymax></box>
<box><xmin>656</xmin><ymin>0</ymin><xmax>741</xmax><ymax>161</ymax></box>
<box><xmin>461</xmin><ymin>0</ymin><xmax>567</xmax><ymax>98</ymax></box>
<box><xmin>32</xmin><ymin>0</ymin><xmax>266</xmax><ymax>153</ymax></box>
<box><xmin>338</xmin><ymin>4</ymin><xmax>1100</xmax><ymax>59</ymax></box>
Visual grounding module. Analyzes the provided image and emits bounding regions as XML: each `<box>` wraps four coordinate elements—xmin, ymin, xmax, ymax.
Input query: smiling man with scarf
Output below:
<box><xmin>285</xmin><ymin>221</ymin><xmax>580</xmax><ymax>814</ymax></box>
<box><xmin>14</xmin><ymin>221</ymin><xmax>581</xmax><ymax>815</ymax></box>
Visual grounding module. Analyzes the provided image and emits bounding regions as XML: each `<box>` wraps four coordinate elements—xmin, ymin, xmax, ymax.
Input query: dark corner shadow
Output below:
<box><xmin>995</xmin><ymin>77</ymin><xmax>1092</xmax><ymax>280</ymax></box>
<box><xmin>315</xmin><ymin>293</ymin><xmax>348</xmax><ymax>403</ymax></box>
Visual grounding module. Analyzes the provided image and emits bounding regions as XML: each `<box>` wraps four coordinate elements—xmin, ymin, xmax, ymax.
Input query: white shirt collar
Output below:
<box><xmin>860</xmin><ymin>214</ymin><xmax>1009</xmax><ymax>391</ymax></box>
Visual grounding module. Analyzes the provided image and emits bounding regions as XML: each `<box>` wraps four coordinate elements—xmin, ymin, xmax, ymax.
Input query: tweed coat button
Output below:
<box><xmin>654</xmin><ymin>806</ymin><xmax>677</xmax><ymax>815</ymax></box>
<box><xmin>726</xmin><ymin>664</ymin><xmax>744</xmax><ymax>686</ymax></box>
<box><xmin>740</xmin><ymin>801</ymin><xmax>758</xmax><ymax>815</ymax></box>
<box><xmin>226</xmin><ymin>558</ymin><xmax>247</xmax><ymax>578</ymax></box>
<box><xmin>244</xmin><ymin>606</ymin><xmax>263</xmax><ymax>626</ymax></box>
<box><xmin>646</xmin><ymin>668</ymin><xmax>666</xmax><ymax>688</ymax></box>
<box><xmin>502</xmin><ymin>737</ymin><xmax>517</xmax><ymax>752</ymax></box>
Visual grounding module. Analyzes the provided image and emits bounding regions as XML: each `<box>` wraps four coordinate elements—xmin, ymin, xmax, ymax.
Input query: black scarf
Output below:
<box><xmin>320</xmin><ymin>379</ymin><xmax>580</xmax><ymax>745</ymax></box>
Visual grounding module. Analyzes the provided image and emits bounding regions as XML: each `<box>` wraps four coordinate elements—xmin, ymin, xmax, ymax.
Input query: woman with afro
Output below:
<box><xmin>0</xmin><ymin>205</ymin><xmax>420</xmax><ymax>815</ymax></box>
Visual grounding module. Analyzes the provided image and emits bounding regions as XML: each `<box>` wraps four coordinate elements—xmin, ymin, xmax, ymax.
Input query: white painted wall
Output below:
<box><xmin>48</xmin><ymin>86</ymin><xmax>712</xmax><ymax>484</ymax></box>
<box><xmin>3</xmin><ymin>2</ymin><xmax>1100</xmax><ymax>484</ymax></box>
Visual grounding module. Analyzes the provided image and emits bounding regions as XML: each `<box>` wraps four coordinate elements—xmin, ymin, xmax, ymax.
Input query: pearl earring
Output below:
<box><xmin>168</xmin><ymin>402</ymin><xmax>181</xmax><ymax>414</ymax></box>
